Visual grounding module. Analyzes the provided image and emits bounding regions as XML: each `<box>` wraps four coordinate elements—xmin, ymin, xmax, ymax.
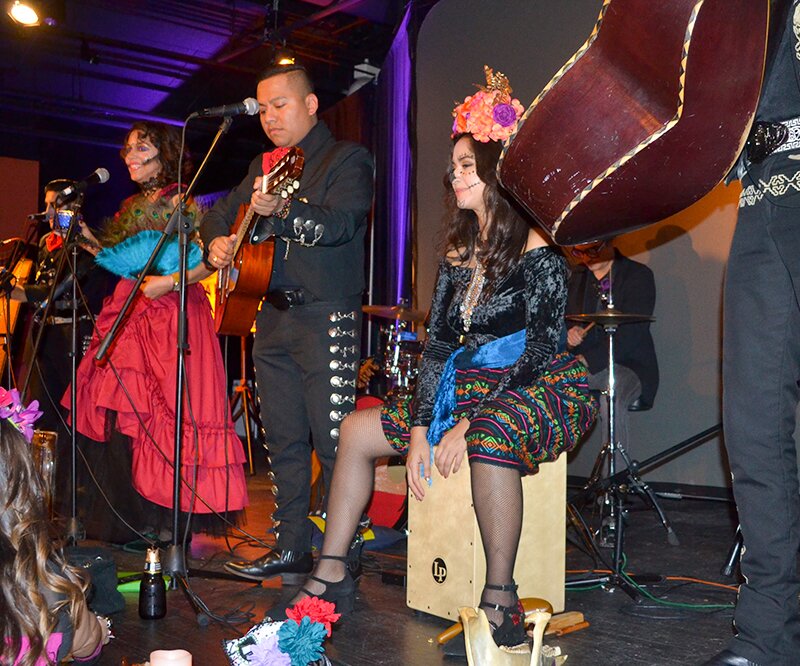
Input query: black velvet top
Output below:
<box><xmin>410</xmin><ymin>246</ymin><xmax>567</xmax><ymax>427</ymax></box>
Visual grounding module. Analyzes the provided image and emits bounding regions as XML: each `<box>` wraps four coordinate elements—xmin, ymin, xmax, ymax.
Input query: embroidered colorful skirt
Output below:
<box><xmin>380</xmin><ymin>351</ymin><xmax>597</xmax><ymax>474</ymax></box>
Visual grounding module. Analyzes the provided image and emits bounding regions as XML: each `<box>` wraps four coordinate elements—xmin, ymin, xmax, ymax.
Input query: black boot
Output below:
<box><xmin>224</xmin><ymin>549</ymin><xmax>313</xmax><ymax>584</ymax></box>
<box><xmin>266</xmin><ymin>554</ymin><xmax>357</xmax><ymax>621</ymax></box>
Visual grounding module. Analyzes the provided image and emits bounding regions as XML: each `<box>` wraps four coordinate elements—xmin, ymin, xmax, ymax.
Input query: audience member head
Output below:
<box><xmin>0</xmin><ymin>391</ymin><xmax>86</xmax><ymax>666</ymax></box>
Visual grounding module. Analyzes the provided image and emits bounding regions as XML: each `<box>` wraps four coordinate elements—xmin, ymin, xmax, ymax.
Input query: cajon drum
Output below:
<box><xmin>406</xmin><ymin>454</ymin><xmax>565</xmax><ymax>621</ymax></box>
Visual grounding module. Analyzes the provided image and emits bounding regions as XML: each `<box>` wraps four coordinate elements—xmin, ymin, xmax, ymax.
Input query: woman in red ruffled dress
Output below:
<box><xmin>64</xmin><ymin>121</ymin><xmax>248</xmax><ymax>543</ymax></box>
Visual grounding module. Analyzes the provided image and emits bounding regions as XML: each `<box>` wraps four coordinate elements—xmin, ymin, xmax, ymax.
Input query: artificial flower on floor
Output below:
<box><xmin>223</xmin><ymin>597</ymin><xmax>340</xmax><ymax>666</ymax></box>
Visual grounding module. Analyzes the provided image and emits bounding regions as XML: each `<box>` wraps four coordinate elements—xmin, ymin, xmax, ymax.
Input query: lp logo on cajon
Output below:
<box><xmin>431</xmin><ymin>558</ymin><xmax>447</xmax><ymax>584</ymax></box>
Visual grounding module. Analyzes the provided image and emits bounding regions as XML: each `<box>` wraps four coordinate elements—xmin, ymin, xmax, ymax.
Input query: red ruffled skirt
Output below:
<box><xmin>63</xmin><ymin>280</ymin><xmax>249</xmax><ymax>514</ymax></box>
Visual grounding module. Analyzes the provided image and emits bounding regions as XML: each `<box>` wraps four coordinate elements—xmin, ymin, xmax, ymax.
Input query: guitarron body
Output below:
<box><xmin>497</xmin><ymin>0</ymin><xmax>769</xmax><ymax>245</ymax></box>
<box><xmin>215</xmin><ymin>147</ymin><xmax>304</xmax><ymax>336</ymax></box>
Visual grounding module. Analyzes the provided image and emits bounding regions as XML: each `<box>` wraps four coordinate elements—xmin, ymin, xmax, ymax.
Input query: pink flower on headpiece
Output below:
<box><xmin>0</xmin><ymin>388</ymin><xmax>43</xmax><ymax>442</ymax></box>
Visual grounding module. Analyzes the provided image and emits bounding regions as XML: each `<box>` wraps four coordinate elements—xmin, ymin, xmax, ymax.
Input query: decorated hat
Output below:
<box><xmin>452</xmin><ymin>65</ymin><xmax>525</xmax><ymax>143</ymax></box>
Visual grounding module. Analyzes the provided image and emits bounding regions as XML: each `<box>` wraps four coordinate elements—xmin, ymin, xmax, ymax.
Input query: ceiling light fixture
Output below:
<box><xmin>274</xmin><ymin>45</ymin><xmax>295</xmax><ymax>66</ymax></box>
<box><xmin>7</xmin><ymin>0</ymin><xmax>61</xmax><ymax>27</ymax></box>
<box><xmin>8</xmin><ymin>1</ymin><xmax>40</xmax><ymax>26</ymax></box>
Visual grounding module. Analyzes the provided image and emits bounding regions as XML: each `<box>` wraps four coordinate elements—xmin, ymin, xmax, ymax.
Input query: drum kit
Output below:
<box><xmin>362</xmin><ymin>304</ymin><xmax>426</xmax><ymax>397</ymax></box>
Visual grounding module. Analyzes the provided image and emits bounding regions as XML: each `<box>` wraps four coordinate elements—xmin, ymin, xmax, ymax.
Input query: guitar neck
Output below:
<box><xmin>232</xmin><ymin>207</ymin><xmax>256</xmax><ymax>257</ymax></box>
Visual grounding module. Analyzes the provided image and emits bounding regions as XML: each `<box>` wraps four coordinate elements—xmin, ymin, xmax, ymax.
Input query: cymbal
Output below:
<box><xmin>567</xmin><ymin>308</ymin><xmax>654</xmax><ymax>325</ymax></box>
<box><xmin>363</xmin><ymin>304</ymin><xmax>427</xmax><ymax>322</ymax></box>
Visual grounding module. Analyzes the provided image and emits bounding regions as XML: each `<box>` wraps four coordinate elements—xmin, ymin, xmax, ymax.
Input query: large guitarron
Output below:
<box><xmin>215</xmin><ymin>147</ymin><xmax>304</xmax><ymax>336</ymax></box>
<box><xmin>497</xmin><ymin>0</ymin><xmax>769</xmax><ymax>245</ymax></box>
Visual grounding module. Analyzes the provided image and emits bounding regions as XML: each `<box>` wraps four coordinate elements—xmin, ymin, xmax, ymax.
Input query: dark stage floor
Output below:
<box><xmin>78</xmin><ymin>470</ymin><xmax>752</xmax><ymax>665</ymax></box>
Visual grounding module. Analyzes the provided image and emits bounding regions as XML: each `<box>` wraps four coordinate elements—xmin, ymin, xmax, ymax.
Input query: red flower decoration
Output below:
<box><xmin>286</xmin><ymin>596</ymin><xmax>341</xmax><ymax>637</ymax></box>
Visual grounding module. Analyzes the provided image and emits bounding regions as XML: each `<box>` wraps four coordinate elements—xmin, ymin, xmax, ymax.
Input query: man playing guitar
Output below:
<box><xmin>200</xmin><ymin>63</ymin><xmax>374</xmax><ymax>583</ymax></box>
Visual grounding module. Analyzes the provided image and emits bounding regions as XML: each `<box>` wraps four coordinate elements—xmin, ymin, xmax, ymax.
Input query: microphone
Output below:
<box><xmin>28</xmin><ymin>211</ymin><xmax>49</xmax><ymax>221</ymax></box>
<box><xmin>189</xmin><ymin>98</ymin><xmax>259</xmax><ymax>119</ymax></box>
<box><xmin>57</xmin><ymin>168</ymin><xmax>110</xmax><ymax>204</ymax></box>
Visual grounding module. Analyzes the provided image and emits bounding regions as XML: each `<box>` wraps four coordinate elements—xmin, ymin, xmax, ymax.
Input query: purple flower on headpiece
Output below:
<box><xmin>0</xmin><ymin>387</ymin><xmax>43</xmax><ymax>442</ymax></box>
<box><xmin>493</xmin><ymin>103</ymin><xmax>518</xmax><ymax>128</ymax></box>
<box><xmin>246</xmin><ymin>630</ymin><xmax>291</xmax><ymax>666</ymax></box>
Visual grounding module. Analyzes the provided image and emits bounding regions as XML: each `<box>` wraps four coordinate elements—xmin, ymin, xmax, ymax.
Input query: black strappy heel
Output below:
<box><xmin>478</xmin><ymin>581</ymin><xmax>527</xmax><ymax>648</ymax></box>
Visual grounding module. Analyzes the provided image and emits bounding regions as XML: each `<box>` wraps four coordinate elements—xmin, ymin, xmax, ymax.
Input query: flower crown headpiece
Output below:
<box><xmin>451</xmin><ymin>65</ymin><xmax>525</xmax><ymax>143</ymax></box>
<box><xmin>0</xmin><ymin>388</ymin><xmax>42</xmax><ymax>443</ymax></box>
<box><xmin>224</xmin><ymin>596</ymin><xmax>340</xmax><ymax>665</ymax></box>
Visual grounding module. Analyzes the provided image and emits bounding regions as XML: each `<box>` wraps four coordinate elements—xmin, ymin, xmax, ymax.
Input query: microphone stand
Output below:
<box><xmin>20</xmin><ymin>207</ymin><xmax>86</xmax><ymax>544</ymax></box>
<box><xmin>94</xmin><ymin>116</ymin><xmax>245</xmax><ymax>602</ymax></box>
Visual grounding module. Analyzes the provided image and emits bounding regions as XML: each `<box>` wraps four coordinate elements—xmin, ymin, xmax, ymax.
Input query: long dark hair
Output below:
<box><xmin>0</xmin><ymin>420</ymin><xmax>88</xmax><ymax>666</ymax></box>
<box><xmin>123</xmin><ymin>121</ymin><xmax>192</xmax><ymax>184</ymax></box>
<box><xmin>441</xmin><ymin>134</ymin><xmax>530</xmax><ymax>293</ymax></box>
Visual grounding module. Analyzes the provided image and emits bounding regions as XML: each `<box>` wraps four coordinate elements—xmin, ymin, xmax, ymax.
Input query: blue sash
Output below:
<box><xmin>426</xmin><ymin>329</ymin><xmax>526</xmax><ymax>446</ymax></box>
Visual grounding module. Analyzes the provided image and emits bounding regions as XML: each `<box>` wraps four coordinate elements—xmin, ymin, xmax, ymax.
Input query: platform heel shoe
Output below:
<box><xmin>265</xmin><ymin>554</ymin><xmax>357</xmax><ymax>622</ymax></box>
<box><xmin>480</xmin><ymin>582</ymin><xmax>527</xmax><ymax>648</ymax></box>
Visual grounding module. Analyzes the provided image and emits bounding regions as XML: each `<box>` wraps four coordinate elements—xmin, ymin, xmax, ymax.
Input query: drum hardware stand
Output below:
<box><xmin>566</xmin><ymin>274</ymin><xmax>674</xmax><ymax>599</ymax></box>
<box><xmin>229</xmin><ymin>335</ymin><xmax>263</xmax><ymax>475</ymax></box>
<box><xmin>721</xmin><ymin>525</ymin><xmax>742</xmax><ymax>577</ymax></box>
<box><xmin>568</xmin><ymin>422</ymin><xmax>723</xmax><ymax>600</ymax></box>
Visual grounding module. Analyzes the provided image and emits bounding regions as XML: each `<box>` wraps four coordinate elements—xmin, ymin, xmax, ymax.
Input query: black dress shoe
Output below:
<box><xmin>627</xmin><ymin>397</ymin><xmax>653</xmax><ymax>412</ymax></box>
<box><xmin>224</xmin><ymin>549</ymin><xmax>313</xmax><ymax>584</ymax></box>
<box><xmin>700</xmin><ymin>649</ymin><xmax>761</xmax><ymax>666</ymax></box>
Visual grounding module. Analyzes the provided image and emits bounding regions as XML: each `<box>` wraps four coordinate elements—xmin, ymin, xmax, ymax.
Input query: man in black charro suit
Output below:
<box><xmin>701</xmin><ymin>1</ymin><xmax>800</xmax><ymax>664</ymax></box>
<box><xmin>200</xmin><ymin>64</ymin><xmax>374</xmax><ymax>582</ymax></box>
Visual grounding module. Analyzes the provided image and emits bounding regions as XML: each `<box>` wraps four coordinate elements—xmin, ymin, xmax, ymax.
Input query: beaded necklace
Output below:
<box><xmin>459</xmin><ymin>258</ymin><xmax>486</xmax><ymax>344</ymax></box>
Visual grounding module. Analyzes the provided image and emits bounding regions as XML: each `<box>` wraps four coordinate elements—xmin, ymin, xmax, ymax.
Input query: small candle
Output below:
<box><xmin>149</xmin><ymin>649</ymin><xmax>192</xmax><ymax>666</ymax></box>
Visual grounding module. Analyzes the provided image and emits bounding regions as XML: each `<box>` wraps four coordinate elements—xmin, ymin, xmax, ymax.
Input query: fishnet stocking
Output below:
<box><xmin>293</xmin><ymin>406</ymin><xmax>396</xmax><ymax>599</ymax></box>
<box><xmin>471</xmin><ymin>461</ymin><xmax>523</xmax><ymax>633</ymax></box>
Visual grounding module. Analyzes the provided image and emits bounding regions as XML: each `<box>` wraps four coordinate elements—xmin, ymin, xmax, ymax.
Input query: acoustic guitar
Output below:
<box><xmin>497</xmin><ymin>0</ymin><xmax>769</xmax><ymax>245</ymax></box>
<box><xmin>215</xmin><ymin>147</ymin><xmax>304</xmax><ymax>336</ymax></box>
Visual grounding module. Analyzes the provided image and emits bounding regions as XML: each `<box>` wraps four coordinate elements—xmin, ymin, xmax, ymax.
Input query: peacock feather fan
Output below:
<box><xmin>95</xmin><ymin>229</ymin><xmax>202</xmax><ymax>279</ymax></box>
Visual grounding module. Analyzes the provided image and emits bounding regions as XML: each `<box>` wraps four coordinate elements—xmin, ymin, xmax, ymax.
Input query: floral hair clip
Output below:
<box><xmin>452</xmin><ymin>65</ymin><xmax>525</xmax><ymax>143</ymax></box>
<box><xmin>0</xmin><ymin>387</ymin><xmax>43</xmax><ymax>442</ymax></box>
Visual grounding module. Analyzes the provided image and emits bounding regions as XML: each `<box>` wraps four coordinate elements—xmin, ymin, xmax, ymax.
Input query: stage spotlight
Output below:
<box><xmin>7</xmin><ymin>0</ymin><xmax>61</xmax><ymax>26</ymax></box>
<box><xmin>8</xmin><ymin>1</ymin><xmax>39</xmax><ymax>25</ymax></box>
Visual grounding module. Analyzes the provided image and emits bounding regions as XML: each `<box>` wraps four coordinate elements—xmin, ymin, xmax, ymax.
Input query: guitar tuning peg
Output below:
<box><xmin>281</xmin><ymin>190</ymin><xmax>289</xmax><ymax>199</ymax></box>
<box><xmin>293</xmin><ymin>180</ymin><xmax>300</xmax><ymax>189</ymax></box>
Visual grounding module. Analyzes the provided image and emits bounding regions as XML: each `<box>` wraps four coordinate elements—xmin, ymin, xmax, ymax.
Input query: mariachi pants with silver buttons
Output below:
<box><xmin>252</xmin><ymin>296</ymin><xmax>361</xmax><ymax>552</ymax></box>
<box><xmin>724</xmin><ymin>154</ymin><xmax>800</xmax><ymax>665</ymax></box>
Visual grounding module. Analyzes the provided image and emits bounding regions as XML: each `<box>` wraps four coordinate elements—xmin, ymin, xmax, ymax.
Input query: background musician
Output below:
<box><xmin>9</xmin><ymin>179</ymin><xmax>115</xmax><ymax>517</ymax></box>
<box><xmin>566</xmin><ymin>240</ymin><xmax>658</xmax><ymax>461</ymax></box>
